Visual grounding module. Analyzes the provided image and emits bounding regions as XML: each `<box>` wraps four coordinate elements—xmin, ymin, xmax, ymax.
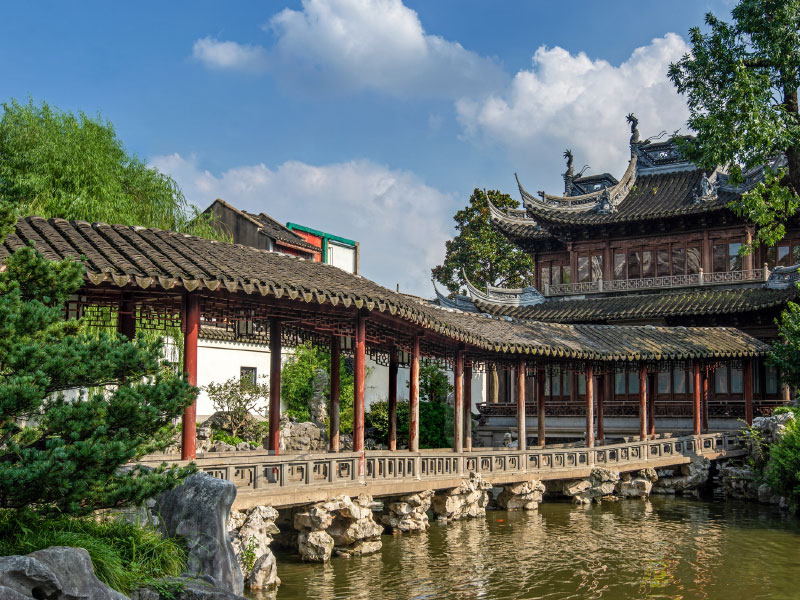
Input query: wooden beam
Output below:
<box><xmin>354</xmin><ymin>313</ymin><xmax>366</xmax><ymax>469</ymax></box>
<box><xmin>329</xmin><ymin>335</ymin><xmax>341</xmax><ymax>452</ymax></box>
<box><xmin>597</xmin><ymin>373</ymin><xmax>605</xmax><ymax>445</ymax></box>
<box><xmin>388</xmin><ymin>346</ymin><xmax>398</xmax><ymax>451</ymax></box>
<box><xmin>454</xmin><ymin>349</ymin><xmax>464</xmax><ymax>453</ymax></box>
<box><xmin>181</xmin><ymin>294</ymin><xmax>200</xmax><ymax>461</ymax></box>
<box><xmin>268</xmin><ymin>318</ymin><xmax>282</xmax><ymax>454</ymax></box>
<box><xmin>409</xmin><ymin>335</ymin><xmax>420</xmax><ymax>453</ymax></box>
<box><xmin>585</xmin><ymin>364</ymin><xmax>594</xmax><ymax>448</ymax></box>
<box><xmin>537</xmin><ymin>369</ymin><xmax>546</xmax><ymax>447</ymax></box>
<box><xmin>517</xmin><ymin>357</ymin><xmax>526</xmax><ymax>451</ymax></box>
<box><xmin>693</xmin><ymin>362</ymin><xmax>702</xmax><ymax>436</ymax></box>
<box><xmin>647</xmin><ymin>373</ymin><xmax>656</xmax><ymax>440</ymax></box>
<box><xmin>117</xmin><ymin>293</ymin><xmax>136</xmax><ymax>339</ymax></box>
<box><xmin>639</xmin><ymin>364</ymin><xmax>647</xmax><ymax>441</ymax></box>
<box><xmin>744</xmin><ymin>358</ymin><xmax>754</xmax><ymax>426</ymax></box>
<box><xmin>464</xmin><ymin>364</ymin><xmax>473</xmax><ymax>451</ymax></box>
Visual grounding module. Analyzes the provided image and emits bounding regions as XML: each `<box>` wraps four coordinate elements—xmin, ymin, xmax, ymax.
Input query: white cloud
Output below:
<box><xmin>457</xmin><ymin>34</ymin><xmax>691</xmax><ymax>186</ymax></box>
<box><xmin>152</xmin><ymin>153</ymin><xmax>452</xmax><ymax>297</ymax></box>
<box><xmin>192</xmin><ymin>36</ymin><xmax>267</xmax><ymax>71</ymax></box>
<box><xmin>192</xmin><ymin>0</ymin><xmax>505</xmax><ymax>97</ymax></box>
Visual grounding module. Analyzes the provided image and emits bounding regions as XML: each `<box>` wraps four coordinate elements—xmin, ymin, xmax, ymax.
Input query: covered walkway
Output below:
<box><xmin>3</xmin><ymin>217</ymin><xmax>771</xmax><ymax>469</ymax></box>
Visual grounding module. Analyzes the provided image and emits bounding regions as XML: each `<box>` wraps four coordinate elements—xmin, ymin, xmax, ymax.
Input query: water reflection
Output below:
<box><xmin>248</xmin><ymin>497</ymin><xmax>800</xmax><ymax>600</ymax></box>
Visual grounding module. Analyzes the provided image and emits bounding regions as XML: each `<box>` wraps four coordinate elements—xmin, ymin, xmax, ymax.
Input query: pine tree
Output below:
<box><xmin>0</xmin><ymin>203</ymin><xmax>196</xmax><ymax>516</ymax></box>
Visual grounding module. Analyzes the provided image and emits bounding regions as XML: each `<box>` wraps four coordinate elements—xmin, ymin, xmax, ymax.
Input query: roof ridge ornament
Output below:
<box><xmin>693</xmin><ymin>171</ymin><xmax>719</xmax><ymax>204</ymax></box>
<box><xmin>627</xmin><ymin>113</ymin><xmax>640</xmax><ymax>146</ymax></box>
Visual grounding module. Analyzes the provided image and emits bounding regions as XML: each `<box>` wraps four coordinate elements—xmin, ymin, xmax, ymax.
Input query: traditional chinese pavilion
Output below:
<box><xmin>439</xmin><ymin>116</ymin><xmax>798</xmax><ymax>443</ymax></box>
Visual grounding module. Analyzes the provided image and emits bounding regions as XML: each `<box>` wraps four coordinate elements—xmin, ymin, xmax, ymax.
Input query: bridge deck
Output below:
<box><xmin>140</xmin><ymin>432</ymin><xmax>745</xmax><ymax>509</ymax></box>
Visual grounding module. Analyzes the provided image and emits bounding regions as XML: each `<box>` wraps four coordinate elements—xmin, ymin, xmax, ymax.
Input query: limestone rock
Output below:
<box><xmin>154</xmin><ymin>473</ymin><xmax>243</xmax><ymax>595</ymax></box>
<box><xmin>718</xmin><ymin>464</ymin><xmax>759</xmax><ymax>500</ymax></box>
<box><xmin>0</xmin><ymin>547</ymin><xmax>127</xmax><ymax>600</ymax></box>
<box><xmin>279</xmin><ymin>416</ymin><xmax>327</xmax><ymax>452</ymax></box>
<box><xmin>652</xmin><ymin>457</ymin><xmax>711</xmax><ymax>496</ymax></box>
<box><xmin>227</xmin><ymin>505</ymin><xmax>280</xmax><ymax>591</ymax></box>
<box><xmin>431</xmin><ymin>473</ymin><xmax>492</xmax><ymax>522</ymax></box>
<box><xmin>293</xmin><ymin>495</ymin><xmax>382</xmax><ymax>561</ymax></box>
<box><xmin>131</xmin><ymin>577</ymin><xmax>248</xmax><ymax>600</ymax></box>
<box><xmin>562</xmin><ymin>468</ymin><xmax>620</xmax><ymax>504</ymax></box>
<box><xmin>496</xmin><ymin>480</ymin><xmax>545</xmax><ymax>510</ymax></box>
<box><xmin>617</xmin><ymin>470</ymin><xmax>656</xmax><ymax>498</ymax></box>
<box><xmin>308</xmin><ymin>369</ymin><xmax>329</xmax><ymax>426</ymax></box>
<box><xmin>380</xmin><ymin>490</ymin><xmax>433</xmax><ymax>533</ymax></box>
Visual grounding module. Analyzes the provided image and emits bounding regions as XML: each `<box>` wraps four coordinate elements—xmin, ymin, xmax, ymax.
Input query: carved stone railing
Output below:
<box><xmin>138</xmin><ymin>432</ymin><xmax>744</xmax><ymax>503</ymax></box>
<box><xmin>545</xmin><ymin>268</ymin><xmax>767</xmax><ymax>297</ymax></box>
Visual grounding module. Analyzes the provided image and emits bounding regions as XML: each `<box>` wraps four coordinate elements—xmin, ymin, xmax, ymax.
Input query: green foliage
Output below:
<box><xmin>239</xmin><ymin>536</ymin><xmax>258</xmax><ymax>572</ymax></box>
<box><xmin>432</xmin><ymin>188</ymin><xmax>535</xmax><ymax>295</ymax></box>
<box><xmin>367</xmin><ymin>400</ymin><xmax>454</xmax><ymax>449</ymax></box>
<box><xmin>0</xmin><ymin>510</ymin><xmax>186</xmax><ymax>594</ymax></box>
<box><xmin>0</xmin><ymin>210</ymin><xmax>196</xmax><ymax>515</ymax></box>
<box><xmin>204</xmin><ymin>377</ymin><xmax>270</xmax><ymax>438</ymax></box>
<box><xmin>764</xmin><ymin>417</ymin><xmax>800</xmax><ymax>510</ymax></box>
<box><xmin>212</xmin><ymin>431</ymin><xmax>244</xmax><ymax>446</ymax></box>
<box><xmin>418</xmin><ymin>362</ymin><xmax>453</xmax><ymax>403</ymax></box>
<box><xmin>0</xmin><ymin>98</ymin><xmax>224</xmax><ymax>240</ymax></box>
<box><xmin>669</xmin><ymin>1</ymin><xmax>800</xmax><ymax>251</ymax></box>
<box><xmin>280</xmin><ymin>341</ymin><xmax>354</xmax><ymax>434</ymax></box>
<box><xmin>769</xmin><ymin>301</ymin><xmax>800</xmax><ymax>390</ymax></box>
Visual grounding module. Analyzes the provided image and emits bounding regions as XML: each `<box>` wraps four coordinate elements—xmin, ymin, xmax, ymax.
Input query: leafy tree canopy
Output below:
<box><xmin>0</xmin><ymin>98</ymin><xmax>221</xmax><ymax>239</ymax></box>
<box><xmin>0</xmin><ymin>203</ymin><xmax>196</xmax><ymax>515</ymax></box>
<box><xmin>432</xmin><ymin>189</ymin><xmax>535</xmax><ymax>295</ymax></box>
<box><xmin>669</xmin><ymin>0</ymin><xmax>800</xmax><ymax>249</ymax></box>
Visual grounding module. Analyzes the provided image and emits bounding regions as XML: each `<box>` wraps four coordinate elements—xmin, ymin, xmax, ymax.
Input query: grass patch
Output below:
<box><xmin>0</xmin><ymin>509</ymin><xmax>186</xmax><ymax>594</ymax></box>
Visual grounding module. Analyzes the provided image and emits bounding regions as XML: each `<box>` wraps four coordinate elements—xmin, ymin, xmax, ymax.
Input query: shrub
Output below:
<box><xmin>765</xmin><ymin>418</ymin><xmax>800</xmax><ymax>511</ymax></box>
<box><xmin>212</xmin><ymin>431</ymin><xmax>244</xmax><ymax>446</ymax></box>
<box><xmin>204</xmin><ymin>376</ymin><xmax>270</xmax><ymax>438</ymax></box>
<box><xmin>281</xmin><ymin>341</ymin><xmax>354</xmax><ymax>434</ymax></box>
<box><xmin>0</xmin><ymin>510</ymin><xmax>186</xmax><ymax>594</ymax></box>
<box><xmin>368</xmin><ymin>400</ymin><xmax>453</xmax><ymax>449</ymax></box>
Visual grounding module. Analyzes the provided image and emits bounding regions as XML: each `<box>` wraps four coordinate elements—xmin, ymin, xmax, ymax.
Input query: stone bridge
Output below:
<box><xmin>141</xmin><ymin>431</ymin><xmax>746</xmax><ymax>510</ymax></box>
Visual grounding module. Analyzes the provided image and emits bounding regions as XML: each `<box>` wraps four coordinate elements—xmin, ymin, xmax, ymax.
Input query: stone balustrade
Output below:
<box><xmin>139</xmin><ymin>432</ymin><xmax>744</xmax><ymax>509</ymax></box>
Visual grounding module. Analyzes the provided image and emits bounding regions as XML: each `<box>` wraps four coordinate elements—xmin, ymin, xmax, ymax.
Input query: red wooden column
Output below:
<box><xmin>596</xmin><ymin>373</ymin><xmax>605</xmax><ymax>445</ymax></box>
<box><xmin>537</xmin><ymin>369</ymin><xmax>546</xmax><ymax>447</ymax></box>
<box><xmin>585</xmin><ymin>364</ymin><xmax>594</xmax><ymax>448</ymax></box>
<box><xmin>516</xmin><ymin>357</ymin><xmax>526</xmax><ymax>451</ymax></box>
<box><xmin>453</xmin><ymin>349</ymin><xmax>464</xmax><ymax>453</ymax></box>
<box><xmin>388</xmin><ymin>346</ymin><xmax>398</xmax><ymax>451</ymax></box>
<box><xmin>353</xmin><ymin>313</ymin><xmax>366</xmax><ymax>472</ymax></box>
<box><xmin>702</xmin><ymin>369</ymin><xmax>710</xmax><ymax>432</ymax></box>
<box><xmin>464</xmin><ymin>363</ymin><xmax>473</xmax><ymax>451</ymax></box>
<box><xmin>692</xmin><ymin>362</ymin><xmax>702</xmax><ymax>436</ymax></box>
<box><xmin>409</xmin><ymin>335</ymin><xmax>420</xmax><ymax>452</ymax></box>
<box><xmin>638</xmin><ymin>365</ymin><xmax>648</xmax><ymax>441</ymax></box>
<box><xmin>268</xmin><ymin>318</ymin><xmax>282</xmax><ymax>455</ymax></box>
<box><xmin>647</xmin><ymin>373</ymin><xmax>656</xmax><ymax>439</ymax></box>
<box><xmin>329</xmin><ymin>335</ymin><xmax>341</xmax><ymax>452</ymax></box>
<box><xmin>181</xmin><ymin>294</ymin><xmax>200</xmax><ymax>460</ymax></box>
<box><xmin>744</xmin><ymin>358</ymin><xmax>754</xmax><ymax>426</ymax></box>
<box><xmin>117</xmin><ymin>293</ymin><xmax>136</xmax><ymax>339</ymax></box>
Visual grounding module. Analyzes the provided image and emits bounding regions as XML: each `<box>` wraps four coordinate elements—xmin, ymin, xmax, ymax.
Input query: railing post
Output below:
<box><xmin>764</xmin><ymin>263</ymin><xmax>770</xmax><ymax>281</ymax></box>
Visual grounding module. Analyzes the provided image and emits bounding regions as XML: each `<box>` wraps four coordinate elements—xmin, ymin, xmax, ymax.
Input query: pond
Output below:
<box><xmin>248</xmin><ymin>497</ymin><xmax>800</xmax><ymax>600</ymax></box>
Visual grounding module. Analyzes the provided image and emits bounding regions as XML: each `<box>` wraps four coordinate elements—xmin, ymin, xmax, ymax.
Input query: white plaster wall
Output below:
<box><xmin>196</xmin><ymin>342</ymin><xmax>487</xmax><ymax>418</ymax></box>
<box><xmin>195</xmin><ymin>340</ymin><xmax>293</xmax><ymax>418</ymax></box>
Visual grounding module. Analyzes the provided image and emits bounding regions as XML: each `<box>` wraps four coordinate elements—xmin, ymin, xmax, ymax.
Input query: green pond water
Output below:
<box><xmin>247</xmin><ymin>497</ymin><xmax>800</xmax><ymax>600</ymax></box>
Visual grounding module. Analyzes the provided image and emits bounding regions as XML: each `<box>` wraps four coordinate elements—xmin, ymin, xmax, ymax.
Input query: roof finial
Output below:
<box><xmin>626</xmin><ymin>113</ymin><xmax>640</xmax><ymax>144</ymax></box>
<box><xmin>563</xmin><ymin>149</ymin><xmax>575</xmax><ymax>196</ymax></box>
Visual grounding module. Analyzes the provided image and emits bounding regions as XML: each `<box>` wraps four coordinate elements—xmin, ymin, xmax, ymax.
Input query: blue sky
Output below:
<box><xmin>0</xmin><ymin>0</ymin><xmax>735</xmax><ymax>295</ymax></box>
